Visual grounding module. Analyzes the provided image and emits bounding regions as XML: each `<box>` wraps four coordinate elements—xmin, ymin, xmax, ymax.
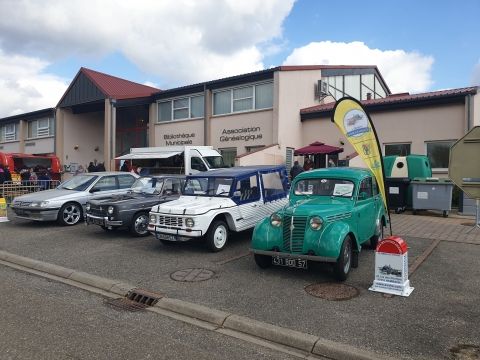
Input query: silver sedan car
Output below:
<box><xmin>10</xmin><ymin>172</ymin><xmax>139</xmax><ymax>225</ymax></box>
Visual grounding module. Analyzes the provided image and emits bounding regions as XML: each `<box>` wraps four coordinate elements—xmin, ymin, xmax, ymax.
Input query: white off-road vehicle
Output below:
<box><xmin>148</xmin><ymin>165</ymin><xmax>289</xmax><ymax>252</ymax></box>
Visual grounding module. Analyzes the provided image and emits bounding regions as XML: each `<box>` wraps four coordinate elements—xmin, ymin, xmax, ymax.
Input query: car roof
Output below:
<box><xmin>79</xmin><ymin>171</ymin><xmax>135</xmax><ymax>176</ymax></box>
<box><xmin>141</xmin><ymin>175</ymin><xmax>185</xmax><ymax>180</ymax></box>
<box><xmin>294</xmin><ymin>167</ymin><xmax>373</xmax><ymax>181</ymax></box>
<box><xmin>188</xmin><ymin>165</ymin><xmax>286</xmax><ymax>178</ymax></box>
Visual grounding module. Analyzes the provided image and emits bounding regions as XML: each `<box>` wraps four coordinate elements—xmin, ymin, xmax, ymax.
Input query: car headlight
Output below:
<box><xmin>309</xmin><ymin>216</ymin><xmax>323</xmax><ymax>230</ymax></box>
<box><xmin>30</xmin><ymin>201</ymin><xmax>49</xmax><ymax>208</ymax></box>
<box><xmin>149</xmin><ymin>214</ymin><xmax>156</xmax><ymax>224</ymax></box>
<box><xmin>85</xmin><ymin>203</ymin><xmax>91</xmax><ymax>211</ymax></box>
<box><xmin>107</xmin><ymin>206</ymin><xmax>114</xmax><ymax>215</ymax></box>
<box><xmin>185</xmin><ymin>218</ymin><xmax>195</xmax><ymax>228</ymax></box>
<box><xmin>270</xmin><ymin>213</ymin><xmax>282</xmax><ymax>227</ymax></box>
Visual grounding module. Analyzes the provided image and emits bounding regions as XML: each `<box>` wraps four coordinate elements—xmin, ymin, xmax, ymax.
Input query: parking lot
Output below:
<box><xmin>1</xmin><ymin>211</ymin><xmax>480</xmax><ymax>360</ymax></box>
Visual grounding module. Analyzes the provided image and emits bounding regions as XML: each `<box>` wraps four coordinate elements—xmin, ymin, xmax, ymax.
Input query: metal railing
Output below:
<box><xmin>1</xmin><ymin>180</ymin><xmax>61</xmax><ymax>206</ymax></box>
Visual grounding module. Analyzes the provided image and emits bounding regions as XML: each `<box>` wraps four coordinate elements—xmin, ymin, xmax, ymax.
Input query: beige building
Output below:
<box><xmin>300</xmin><ymin>87</ymin><xmax>479</xmax><ymax>175</ymax></box>
<box><xmin>1</xmin><ymin>65</ymin><xmax>478</xmax><ymax>179</ymax></box>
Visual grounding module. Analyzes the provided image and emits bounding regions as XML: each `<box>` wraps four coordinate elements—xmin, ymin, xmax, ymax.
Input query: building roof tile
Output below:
<box><xmin>81</xmin><ymin>67</ymin><xmax>159</xmax><ymax>100</ymax></box>
<box><xmin>300</xmin><ymin>86</ymin><xmax>479</xmax><ymax>115</ymax></box>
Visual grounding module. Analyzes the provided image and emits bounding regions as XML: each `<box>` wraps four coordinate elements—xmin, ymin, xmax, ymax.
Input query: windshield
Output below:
<box><xmin>294</xmin><ymin>178</ymin><xmax>355</xmax><ymax>198</ymax></box>
<box><xmin>204</xmin><ymin>156</ymin><xmax>226</xmax><ymax>169</ymax></box>
<box><xmin>130</xmin><ymin>177</ymin><xmax>164</xmax><ymax>195</ymax></box>
<box><xmin>183</xmin><ymin>177</ymin><xmax>233</xmax><ymax>197</ymax></box>
<box><xmin>57</xmin><ymin>175</ymin><xmax>97</xmax><ymax>191</ymax></box>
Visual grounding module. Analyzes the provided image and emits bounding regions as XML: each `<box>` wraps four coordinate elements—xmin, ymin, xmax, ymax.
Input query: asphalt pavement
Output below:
<box><xmin>0</xmin><ymin>264</ymin><xmax>300</xmax><ymax>360</ymax></box>
<box><xmin>1</xmin><ymin>212</ymin><xmax>479</xmax><ymax>359</ymax></box>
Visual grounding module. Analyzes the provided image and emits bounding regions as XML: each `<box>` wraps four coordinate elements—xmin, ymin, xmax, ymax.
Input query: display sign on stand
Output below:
<box><xmin>0</xmin><ymin>197</ymin><xmax>9</xmax><ymax>222</ymax></box>
<box><xmin>369</xmin><ymin>236</ymin><xmax>413</xmax><ymax>297</ymax></box>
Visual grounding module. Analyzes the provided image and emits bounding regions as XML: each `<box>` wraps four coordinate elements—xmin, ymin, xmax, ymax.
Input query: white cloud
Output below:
<box><xmin>0</xmin><ymin>50</ymin><xmax>68</xmax><ymax>116</ymax></box>
<box><xmin>472</xmin><ymin>60</ymin><xmax>480</xmax><ymax>86</ymax></box>
<box><xmin>0</xmin><ymin>0</ymin><xmax>294</xmax><ymax>85</ymax></box>
<box><xmin>283</xmin><ymin>41</ymin><xmax>434</xmax><ymax>93</ymax></box>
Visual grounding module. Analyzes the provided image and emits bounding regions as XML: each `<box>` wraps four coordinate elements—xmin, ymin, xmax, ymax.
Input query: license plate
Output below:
<box><xmin>157</xmin><ymin>233</ymin><xmax>177</xmax><ymax>241</ymax></box>
<box><xmin>272</xmin><ymin>255</ymin><xmax>307</xmax><ymax>269</ymax></box>
<box><xmin>92</xmin><ymin>218</ymin><xmax>104</xmax><ymax>226</ymax></box>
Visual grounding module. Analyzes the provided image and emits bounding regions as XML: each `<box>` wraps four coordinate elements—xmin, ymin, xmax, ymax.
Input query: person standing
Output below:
<box><xmin>0</xmin><ymin>164</ymin><xmax>5</xmax><ymax>185</ymax></box>
<box><xmin>290</xmin><ymin>161</ymin><xmax>304</xmax><ymax>180</ymax></box>
<box><xmin>303</xmin><ymin>157</ymin><xmax>314</xmax><ymax>171</ymax></box>
<box><xmin>87</xmin><ymin>162</ymin><xmax>96</xmax><ymax>172</ymax></box>
<box><xmin>120</xmin><ymin>161</ymin><xmax>130</xmax><ymax>172</ymax></box>
<box><xmin>97</xmin><ymin>162</ymin><xmax>106</xmax><ymax>171</ymax></box>
<box><xmin>4</xmin><ymin>165</ymin><xmax>12</xmax><ymax>182</ymax></box>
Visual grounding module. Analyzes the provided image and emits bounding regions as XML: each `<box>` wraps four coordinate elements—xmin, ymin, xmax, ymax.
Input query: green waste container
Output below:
<box><xmin>411</xmin><ymin>178</ymin><xmax>454</xmax><ymax>217</ymax></box>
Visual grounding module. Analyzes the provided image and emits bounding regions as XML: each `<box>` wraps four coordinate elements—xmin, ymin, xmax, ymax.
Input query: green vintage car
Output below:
<box><xmin>250</xmin><ymin>167</ymin><xmax>387</xmax><ymax>281</ymax></box>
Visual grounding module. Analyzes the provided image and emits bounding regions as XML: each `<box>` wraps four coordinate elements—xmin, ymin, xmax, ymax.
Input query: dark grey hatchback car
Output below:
<box><xmin>85</xmin><ymin>175</ymin><xmax>184</xmax><ymax>236</ymax></box>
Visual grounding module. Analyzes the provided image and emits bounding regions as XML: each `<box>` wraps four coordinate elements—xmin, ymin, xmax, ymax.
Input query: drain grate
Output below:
<box><xmin>126</xmin><ymin>288</ymin><xmax>163</xmax><ymax>306</ymax></box>
<box><xmin>450</xmin><ymin>344</ymin><xmax>480</xmax><ymax>359</ymax></box>
<box><xmin>170</xmin><ymin>268</ymin><xmax>214</xmax><ymax>282</ymax></box>
<box><xmin>105</xmin><ymin>288</ymin><xmax>163</xmax><ymax>312</ymax></box>
<box><xmin>305</xmin><ymin>283</ymin><xmax>359</xmax><ymax>301</ymax></box>
<box><xmin>105</xmin><ymin>298</ymin><xmax>149</xmax><ymax>312</ymax></box>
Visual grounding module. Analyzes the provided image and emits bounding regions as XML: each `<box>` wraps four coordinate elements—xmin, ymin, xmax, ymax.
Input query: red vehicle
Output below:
<box><xmin>0</xmin><ymin>152</ymin><xmax>62</xmax><ymax>182</ymax></box>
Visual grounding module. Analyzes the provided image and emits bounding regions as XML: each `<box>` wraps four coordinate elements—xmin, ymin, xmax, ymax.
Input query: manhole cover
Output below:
<box><xmin>305</xmin><ymin>283</ymin><xmax>359</xmax><ymax>301</ymax></box>
<box><xmin>170</xmin><ymin>268</ymin><xmax>214</xmax><ymax>282</ymax></box>
<box><xmin>450</xmin><ymin>344</ymin><xmax>480</xmax><ymax>359</ymax></box>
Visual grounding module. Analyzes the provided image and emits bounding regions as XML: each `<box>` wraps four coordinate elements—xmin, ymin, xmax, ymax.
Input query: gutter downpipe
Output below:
<box><xmin>111</xmin><ymin>99</ymin><xmax>116</xmax><ymax>170</ymax></box>
<box><xmin>466</xmin><ymin>94</ymin><xmax>473</xmax><ymax>131</ymax></box>
<box><xmin>203</xmin><ymin>84</ymin><xmax>208</xmax><ymax>145</ymax></box>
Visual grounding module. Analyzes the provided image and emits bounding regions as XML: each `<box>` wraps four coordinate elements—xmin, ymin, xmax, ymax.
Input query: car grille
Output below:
<box><xmin>88</xmin><ymin>205</ymin><xmax>107</xmax><ymax>217</ymax></box>
<box><xmin>157</xmin><ymin>215</ymin><xmax>183</xmax><ymax>228</ymax></box>
<box><xmin>282</xmin><ymin>215</ymin><xmax>307</xmax><ymax>253</ymax></box>
<box><xmin>15</xmin><ymin>201</ymin><xmax>32</xmax><ymax>207</ymax></box>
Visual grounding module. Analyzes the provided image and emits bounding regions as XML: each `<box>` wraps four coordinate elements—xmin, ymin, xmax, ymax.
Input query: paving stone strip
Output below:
<box><xmin>0</xmin><ymin>249</ymin><xmax>392</xmax><ymax>360</ymax></box>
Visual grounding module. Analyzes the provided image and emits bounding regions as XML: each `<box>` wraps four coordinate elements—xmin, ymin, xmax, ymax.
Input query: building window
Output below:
<box><xmin>219</xmin><ymin>148</ymin><xmax>237</xmax><ymax>167</ymax></box>
<box><xmin>27</xmin><ymin>118</ymin><xmax>55</xmax><ymax>139</ymax></box>
<box><xmin>384</xmin><ymin>143</ymin><xmax>411</xmax><ymax>156</ymax></box>
<box><xmin>213</xmin><ymin>82</ymin><xmax>273</xmax><ymax>116</ymax></box>
<box><xmin>0</xmin><ymin>123</ymin><xmax>17</xmax><ymax>142</ymax></box>
<box><xmin>324</xmin><ymin>74</ymin><xmax>387</xmax><ymax>101</ymax></box>
<box><xmin>157</xmin><ymin>94</ymin><xmax>204</xmax><ymax>122</ymax></box>
<box><xmin>426</xmin><ymin>140</ymin><xmax>455</xmax><ymax>169</ymax></box>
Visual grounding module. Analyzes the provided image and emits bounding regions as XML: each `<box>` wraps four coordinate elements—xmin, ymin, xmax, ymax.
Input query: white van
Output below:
<box><xmin>116</xmin><ymin>146</ymin><xmax>225</xmax><ymax>175</ymax></box>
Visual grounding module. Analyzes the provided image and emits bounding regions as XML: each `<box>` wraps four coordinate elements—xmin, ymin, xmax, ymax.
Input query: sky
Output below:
<box><xmin>0</xmin><ymin>0</ymin><xmax>479</xmax><ymax>117</ymax></box>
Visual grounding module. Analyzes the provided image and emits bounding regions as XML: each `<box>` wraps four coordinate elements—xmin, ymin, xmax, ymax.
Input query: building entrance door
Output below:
<box><xmin>115</xmin><ymin>105</ymin><xmax>149</xmax><ymax>157</ymax></box>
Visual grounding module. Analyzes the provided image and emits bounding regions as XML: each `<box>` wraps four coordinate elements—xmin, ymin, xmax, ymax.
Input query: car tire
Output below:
<box><xmin>254</xmin><ymin>254</ymin><xmax>271</xmax><ymax>269</ymax></box>
<box><xmin>370</xmin><ymin>218</ymin><xmax>384</xmax><ymax>249</ymax></box>
<box><xmin>333</xmin><ymin>235</ymin><xmax>353</xmax><ymax>281</ymax></box>
<box><xmin>206</xmin><ymin>220</ymin><xmax>229</xmax><ymax>252</ymax></box>
<box><xmin>58</xmin><ymin>202</ymin><xmax>83</xmax><ymax>226</ymax></box>
<box><xmin>130</xmin><ymin>212</ymin><xmax>149</xmax><ymax>237</ymax></box>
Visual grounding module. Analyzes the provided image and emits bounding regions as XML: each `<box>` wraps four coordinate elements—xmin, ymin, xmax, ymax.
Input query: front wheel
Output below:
<box><xmin>58</xmin><ymin>202</ymin><xmax>83</xmax><ymax>226</ymax></box>
<box><xmin>254</xmin><ymin>254</ymin><xmax>271</xmax><ymax>269</ymax></box>
<box><xmin>205</xmin><ymin>220</ymin><xmax>229</xmax><ymax>252</ymax></box>
<box><xmin>332</xmin><ymin>236</ymin><xmax>353</xmax><ymax>281</ymax></box>
<box><xmin>130</xmin><ymin>213</ymin><xmax>149</xmax><ymax>237</ymax></box>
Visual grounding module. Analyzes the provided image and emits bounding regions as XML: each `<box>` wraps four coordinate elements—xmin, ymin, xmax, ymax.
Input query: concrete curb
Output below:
<box><xmin>313</xmin><ymin>338</ymin><xmax>390</xmax><ymax>360</ymax></box>
<box><xmin>223</xmin><ymin>314</ymin><xmax>318</xmax><ymax>353</ymax></box>
<box><xmin>156</xmin><ymin>298</ymin><xmax>230</xmax><ymax>326</ymax></box>
<box><xmin>0</xmin><ymin>250</ymin><xmax>135</xmax><ymax>296</ymax></box>
<box><xmin>0</xmin><ymin>249</ymin><xmax>389</xmax><ymax>360</ymax></box>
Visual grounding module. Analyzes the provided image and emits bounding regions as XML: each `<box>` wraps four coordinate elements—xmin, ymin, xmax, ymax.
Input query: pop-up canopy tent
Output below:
<box><xmin>294</xmin><ymin>141</ymin><xmax>344</xmax><ymax>168</ymax></box>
